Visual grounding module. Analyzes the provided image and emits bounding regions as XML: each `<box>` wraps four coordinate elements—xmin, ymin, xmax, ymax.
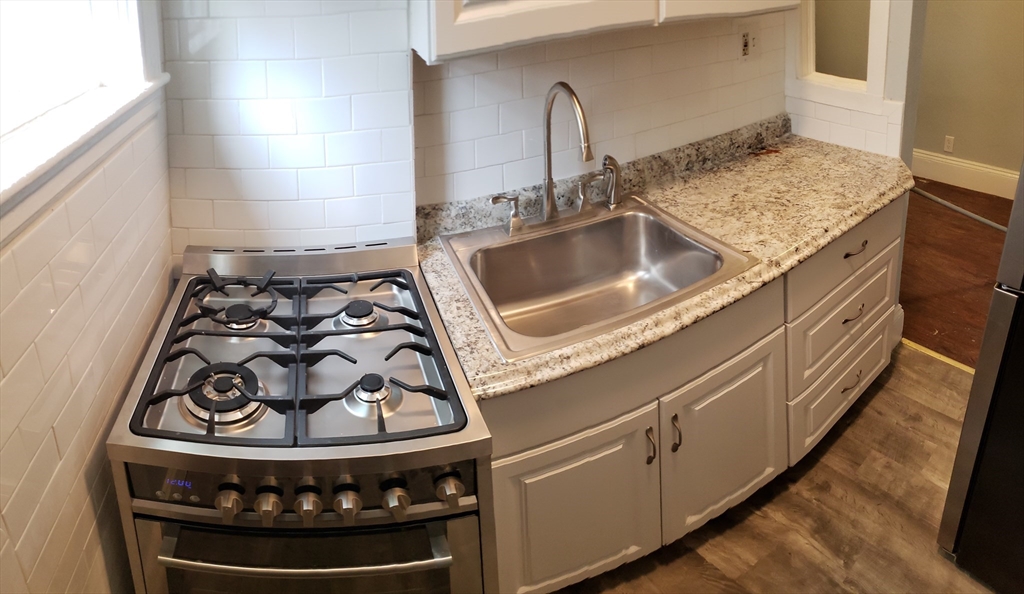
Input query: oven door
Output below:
<box><xmin>135</xmin><ymin>515</ymin><xmax>482</xmax><ymax>594</ymax></box>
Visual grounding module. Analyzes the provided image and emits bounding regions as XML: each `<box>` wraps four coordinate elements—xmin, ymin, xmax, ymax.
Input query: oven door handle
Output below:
<box><xmin>156</xmin><ymin>524</ymin><xmax>454</xmax><ymax>578</ymax></box>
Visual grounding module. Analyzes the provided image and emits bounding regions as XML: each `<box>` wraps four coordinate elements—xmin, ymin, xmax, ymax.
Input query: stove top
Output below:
<box><xmin>130</xmin><ymin>267</ymin><xmax>467</xmax><ymax>447</ymax></box>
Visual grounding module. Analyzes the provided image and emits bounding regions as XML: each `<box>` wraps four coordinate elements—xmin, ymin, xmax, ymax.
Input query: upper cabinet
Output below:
<box><xmin>659</xmin><ymin>0</ymin><xmax>799</xmax><ymax>23</ymax></box>
<box><xmin>410</xmin><ymin>0</ymin><xmax>797</xmax><ymax>64</ymax></box>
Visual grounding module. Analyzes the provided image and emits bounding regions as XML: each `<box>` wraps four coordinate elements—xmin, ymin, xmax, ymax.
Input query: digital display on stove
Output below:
<box><xmin>165</xmin><ymin>478</ymin><xmax>193</xmax><ymax>490</ymax></box>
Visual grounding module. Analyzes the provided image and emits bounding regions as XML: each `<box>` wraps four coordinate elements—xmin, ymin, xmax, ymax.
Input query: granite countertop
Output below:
<box><xmin>417</xmin><ymin>116</ymin><xmax>915</xmax><ymax>400</ymax></box>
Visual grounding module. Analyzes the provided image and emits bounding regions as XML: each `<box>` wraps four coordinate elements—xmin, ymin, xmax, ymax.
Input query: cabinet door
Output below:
<box><xmin>413</xmin><ymin>0</ymin><xmax>657</xmax><ymax>63</ymax></box>
<box><xmin>659</xmin><ymin>328</ymin><xmax>787</xmax><ymax>545</ymax></box>
<box><xmin>659</xmin><ymin>0</ymin><xmax>798</xmax><ymax>23</ymax></box>
<box><xmin>490</xmin><ymin>403</ymin><xmax>661</xmax><ymax>594</ymax></box>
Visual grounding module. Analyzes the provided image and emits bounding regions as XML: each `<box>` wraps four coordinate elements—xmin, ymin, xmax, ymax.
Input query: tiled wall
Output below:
<box><xmin>163</xmin><ymin>0</ymin><xmax>414</xmax><ymax>262</ymax></box>
<box><xmin>413</xmin><ymin>12</ymin><xmax>787</xmax><ymax>205</ymax></box>
<box><xmin>0</xmin><ymin>103</ymin><xmax>171</xmax><ymax>594</ymax></box>
<box><xmin>786</xmin><ymin>96</ymin><xmax>903</xmax><ymax>157</ymax></box>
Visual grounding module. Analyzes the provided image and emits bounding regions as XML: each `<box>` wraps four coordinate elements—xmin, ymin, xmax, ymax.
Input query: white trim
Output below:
<box><xmin>911</xmin><ymin>149</ymin><xmax>1019</xmax><ymax>199</ymax></box>
<box><xmin>0</xmin><ymin>76</ymin><xmax>168</xmax><ymax>246</ymax></box>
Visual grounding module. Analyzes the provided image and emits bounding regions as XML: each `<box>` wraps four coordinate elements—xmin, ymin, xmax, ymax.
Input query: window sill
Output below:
<box><xmin>0</xmin><ymin>73</ymin><xmax>169</xmax><ymax>244</ymax></box>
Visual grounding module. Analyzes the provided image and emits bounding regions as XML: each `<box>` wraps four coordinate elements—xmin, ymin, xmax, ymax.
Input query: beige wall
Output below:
<box><xmin>815</xmin><ymin>0</ymin><xmax>870</xmax><ymax>81</ymax></box>
<box><xmin>914</xmin><ymin>0</ymin><xmax>1024</xmax><ymax>171</ymax></box>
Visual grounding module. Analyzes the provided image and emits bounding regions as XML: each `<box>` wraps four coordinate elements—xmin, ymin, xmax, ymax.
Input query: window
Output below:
<box><xmin>0</xmin><ymin>0</ymin><xmax>148</xmax><ymax>196</ymax></box>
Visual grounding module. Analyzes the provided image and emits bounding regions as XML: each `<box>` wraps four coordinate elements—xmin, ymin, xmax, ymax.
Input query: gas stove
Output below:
<box><xmin>106</xmin><ymin>240</ymin><xmax>492</xmax><ymax>594</ymax></box>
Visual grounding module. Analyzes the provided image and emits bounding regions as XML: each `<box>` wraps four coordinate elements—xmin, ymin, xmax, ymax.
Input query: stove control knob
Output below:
<box><xmin>332</xmin><ymin>477</ymin><xmax>362</xmax><ymax>526</ymax></box>
<box><xmin>382</xmin><ymin>487</ymin><xmax>412</xmax><ymax>522</ymax></box>
<box><xmin>214</xmin><ymin>488</ymin><xmax>244</xmax><ymax>524</ymax></box>
<box><xmin>293</xmin><ymin>478</ymin><xmax>323</xmax><ymax>527</ymax></box>
<box><xmin>434</xmin><ymin>476</ymin><xmax>466</xmax><ymax>509</ymax></box>
<box><xmin>255</xmin><ymin>491</ymin><xmax>283</xmax><ymax>527</ymax></box>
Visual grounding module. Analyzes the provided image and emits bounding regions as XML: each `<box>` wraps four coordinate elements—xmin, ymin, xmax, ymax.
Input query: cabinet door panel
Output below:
<box><xmin>491</xmin><ymin>403</ymin><xmax>660</xmax><ymax>594</ymax></box>
<box><xmin>660</xmin><ymin>328</ymin><xmax>786</xmax><ymax>545</ymax></box>
<box><xmin>660</xmin><ymin>0</ymin><xmax>798</xmax><ymax>23</ymax></box>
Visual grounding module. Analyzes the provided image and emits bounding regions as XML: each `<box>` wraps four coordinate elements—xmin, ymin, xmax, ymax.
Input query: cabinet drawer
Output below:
<box><xmin>786</xmin><ymin>194</ymin><xmax>907</xmax><ymax>321</ymax></box>
<box><xmin>788</xmin><ymin>306</ymin><xmax>895</xmax><ymax>465</ymax></box>
<box><xmin>787</xmin><ymin>239</ymin><xmax>900</xmax><ymax>399</ymax></box>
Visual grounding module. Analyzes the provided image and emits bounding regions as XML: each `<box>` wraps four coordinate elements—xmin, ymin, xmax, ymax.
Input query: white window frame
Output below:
<box><xmin>0</xmin><ymin>0</ymin><xmax>168</xmax><ymax>246</ymax></box>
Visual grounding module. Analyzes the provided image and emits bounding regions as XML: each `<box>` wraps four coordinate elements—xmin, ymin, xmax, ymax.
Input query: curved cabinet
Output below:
<box><xmin>659</xmin><ymin>328</ymin><xmax>787</xmax><ymax>544</ymax></box>
<box><xmin>490</xmin><ymin>403</ymin><xmax>661</xmax><ymax>594</ymax></box>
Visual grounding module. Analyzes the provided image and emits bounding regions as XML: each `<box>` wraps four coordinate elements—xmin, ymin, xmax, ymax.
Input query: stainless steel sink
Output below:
<box><xmin>440</xmin><ymin>195</ymin><xmax>759</xmax><ymax>361</ymax></box>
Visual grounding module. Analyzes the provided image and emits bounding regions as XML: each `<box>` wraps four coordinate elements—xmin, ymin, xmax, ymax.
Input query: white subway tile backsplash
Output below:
<box><xmin>325</xmin><ymin>195</ymin><xmax>382</xmax><ymax>227</ymax></box>
<box><xmin>326</xmin><ymin>130</ymin><xmax>381</xmax><ymax>166</ymax></box>
<box><xmin>414</xmin><ymin>113</ymin><xmax>449</xmax><ymax>147</ymax></box>
<box><xmin>49</xmin><ymin>225</ymin><xmax>97</xmax><ymax>307</ymax></box>
<box><xmin>790</xmin><ymin>114</ymin><xmax>830</xmax><ymax>142</ymax></box>
<box><xmin>454</xmin><ymin>165</ymin><xmax>502</xmax><ymax>201</ymax></box>
<box><xmin>243</xmin><ymin>229</ymin><xmax>303</xmax><ymax>246</ymax></box>
<box><xmin>352</xmin><ymin>91</ymin><xmax>410</xmax><ymax>130</ymax></box>
<box><xmin>447</xmin><ymin>53</ymin><xmax>497</xmax><ymax>77</ymax></box>
<box><xmin>179</xmin><ymin>18</ymin><xmax>238</xmax><ymax>60</ymax></box>
<box><xmin>1</xmin><ymin>433</ymin><xmax>30</xmax><ymax>510</ymax></box>
<box><xmin>381</xmin><ymin>193</ymin><xmax>414</xmax><ymax>223</ymax></box>
<box><xmin>295</xmin><ymin>14</ymin><xmax>350</xmax><ymax>58</ymax></box>
<box><xmin>569</xmin><ymin>54</ymin><xmax>615</xmax><ymax>89</ymax></box>
<box><xmin>163</xmin><ymin>0</ymin><xmax>208</xmax><ymax>19</ymax></box>
<box><xmin>265</xmin><ymin>0</ymin><xmax>319</xmax><ymax>16</ymax></box>
<box><xmin>850</xmin><ymin>110</ymin><xmax>888</xmax><ymax>135</ymax></box>
<box><xmin>354</xmin><ymin>161</ymin><xmax>411</xmax><ymax>194</ymax></box>
<box><xmin>239</xmin><ymin>99</ymin><xmax>296</xmax><ymax>134</ymax></box>
<box><xmin>498</xmin><ymin>44</ymin><xmax>546</xmax><ymax>69</ymax></box>
<box><xmin>183</xmin><ymin>100</ymin><xmax>241</xmax><ymax>135</ymax></box>
<box><xmin>426</xmin><ymin>140</ymin><xmax>474</xmax><ymax>176</ymax></box>
<box><xmin>211</xmin><ymin>61</ymin><xmax>268</xmax><ymax>99</ymax></box>
<box><xmin>475</xmin><ymin>132</ymin><xmax>523</xmax><ymax>168</ymax></box>
<box><xmin>357</xmin><ymin>221</ymin><xmax>413</xmax><ymax>241</ymax></box>
<box><xmin>349</xmin><ymin>10</ymin><xmax>407</xmax><ymax>54</ymax></box>
<box><xmin>209</xmin><ymin>0</ymin><xmax>265</xmax><ymax>17</ymax></box>
<box><xmin>268</xmin><ymin>200</ymin><xmax>325</xmax><ymax>228</ymax></box>
<box><xmin>267</xmin><ymin>59</ymin><xmax>323</xmax><ymax>98</ymax></box>
<box><xmin>214</xmin><ymin>136</ymin><xmax>270</xmax><ymax>168</ymax></box>
<box><xmin>299</xmin><ymin>227</ymin><xmax>356</xmax><ymax>246</ymax></box>
<box><xmin>187</xmin><ymin>168</ymin><xmax>298</xmax><ymax>200</ymax></box>
<box><xmin>0</xmin><ymin>348</ymin><xmax>45</xmax><ymax>449</ymax></box>
<box><xmin>298</xmin><ymin>166</ymin><xmax>354</xmax><ymax>199</ymax></box>
<box><xmin>2</xmin><ymin>434</ymin><xmax>59</xmax><ymax>542</ymax></box>
<box><xmin>165</xmin><ymin>61</ymin><xmax>211</xmax><ymax>99</ymax></box>
<box><xmin>213</xmin><ymin>201</ymin><xmax>270</xmax><ymax>229</ymax></box>
<box><xmin>11</xmin><ymin>207</ymin><xmax>71</xmax><ymax>287</ymax></box>
<box><xmin>17</xmin><ymin>360</ymin><xmax>73</xmax><ymax>456</ymax></box>
<box><xmin>169</xmin><ymin>135</ymin><xmax>215</xmax><ymax>169</ymax></box>
<box><xmin>815</xmin><ymin>103</ymin><xmax>851</xmax><ymax>126</ymax></box>
<box><xmin>378</xmin><ymin>53</ymin><xmax>411</xmax><ymax>92</ymax></box>
<box><xmin>171</xmin><ymin>199</ymin><xmax>215</xmax><ymax>228</ymax></box>
<box><xmin>614</xmin><ymin>46</ymin><xmax>653</xmax><ymax>81</ymax></box>
<box><xmin>0</xmin><ymin>269</ymin><xmax>57</xmax><ymax>377</ymax></box>
<box><xmin>381</xmin><ymin>127</ymin><xmax>412</xmax><ymax>162</ymax></box>
<box><xmin>498</xmin><ymin>96</ymin><xmax>543</xmax><ymax>134</ymax></box>
<box><xmin>424</xmin><ymin>76</ymin><xmax>474</xmax><ymax>115</ymax></box>
<box><xmin>502</xmin><ymin>156</ymin><xmax>542</xmax><ymax>191</ymax></box>
<box><xmin>163</xmin><ymin>20</ymin><xmax>180</xmax><ymax>61</ymax></box>
<box><xmin>269</xmin><ymin>134</ymin><xmax>325</xmax><ymax>168</ymax></box>
<box><xmin>0</xmin><ymin>253</ymin><xmax>20</xmax><ymax>312</ymax></box>
<box><xmin>190</xmin><ymin>228</ymin><xmax>246</xmax><ymax>246</ymax></box>
<box><xmin>238</xmin><ymin>18</ymin><xmax>294</xmax><ymax>59</ymax></box>
<box><xmin>296</xmin><ymin>97</ymin><xmax>352</xmax><ymax>134</ymax></box>
<box><xmin>104</xmin><ymin>143</ymin><xmax>136</xmax><ymax>196</ymax></box>
<box><xmin>829</xmin><ymin>123</ymin><xmax>866</xmax><ymax>150</ymax></box>
<box><xmin>522</xmin><ymin>61</ymin><xmax>569</xmax><ymax>98</ymax></box>
<box><xmin>323</xmin><ymin>55</ymin><xmax>379</xmax><ymax>96</ymax></box>
<box><xmin>450</xmin><ymin>105</ymin><xmax>498</xmax><ymax>142</ymax></box>
<box><xmin>64</xmin><ymin>170</ymin><xmax>107</xmax><ymax>234</ymax></box>
<box><xmin>475</xmin><ymin>68</ymin><xmax>523</xmax><ymax>107</ymax></box>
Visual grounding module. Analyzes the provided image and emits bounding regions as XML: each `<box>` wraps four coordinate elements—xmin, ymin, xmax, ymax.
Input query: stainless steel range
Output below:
<box><xmin>106</xmin><ymin>240</ymin><xmax>492</xmax><ymax>594</ymax></box>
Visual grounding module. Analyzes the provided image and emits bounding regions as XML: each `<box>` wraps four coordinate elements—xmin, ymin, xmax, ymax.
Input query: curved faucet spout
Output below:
<box><xmin>543</xmin><ymin>82</ymin><xmax>593</xmax><ymax>221</ymax></box>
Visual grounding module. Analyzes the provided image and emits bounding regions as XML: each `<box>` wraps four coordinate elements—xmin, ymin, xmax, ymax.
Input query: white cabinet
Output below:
<box><xmin>490</xmin><ymin>403</ymin><xmax>661</xmax><ymax>594</ymax></box>
<box><xmin>658</xmin><ymin>0</ymin><xmax>798</xmax><ymax>23</ymax></box>
<box><xmin>658</xmin><ymin>328</ymin><xmax>787</xmax><ymax>544</ymax></box>
<box><xmin>410</xmin><ymin>0</ymin><xmax>657</xmax><ymax>64</ymax></box>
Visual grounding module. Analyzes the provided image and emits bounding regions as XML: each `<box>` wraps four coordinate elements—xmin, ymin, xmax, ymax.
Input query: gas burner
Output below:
<box><xmin>339</xmin><ymin>300</ymin><xmax>379</xmax><ymax>328</ymax></box>
<box><xmin>192</xmin><ymin>269</ymin><xmax>279</xmax><ymax>330</ymax></box>
<box><xmin>345</xmin><ymin>373</ymin><xmax>403</xmax><ymax>419</ymax></box>
<box><xmin>222</xmin><ymin>303</ymin><xmax>261</xmax><ymax>330</ymax></box>
<box><xmin>182</xmin><ymin>363</ymin><xmax>266</xmax><ymax>427</ymax></box>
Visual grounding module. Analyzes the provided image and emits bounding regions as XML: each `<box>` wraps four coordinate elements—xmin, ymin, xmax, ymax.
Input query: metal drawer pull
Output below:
<box><xmin>842</xmin><ymin>303</ymin><xmax>865</xmax><ymax>325</ymax></box>
<box><xmin>156</xmin><ymin>524</ymin><xmax>453</xmax><ymax>578</ymax></box>
<box><xmin>645</xmin><ymin>427</ymin><xmax>657</xmax><ymax>464</ymax></box>
<box><xmin>670</xmin><ymin>414</ymin><xmax>682</xmax><ymax>453</ymax></box>
<box><xmin>840</xmin><ymin>369</ymin><xmax>863</xmax><ymax>394</ymax></box>
<box><xmin>843</xmin><ymin>240</ymin><xmax>868</xmax><ymax>259</ymax></box>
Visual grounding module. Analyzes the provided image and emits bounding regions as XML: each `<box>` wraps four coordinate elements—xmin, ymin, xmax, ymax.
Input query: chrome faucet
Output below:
<box><xmin>543</xmin><ymin>82</ymin><xmax>593</xmax><ymax>221</ymax></box>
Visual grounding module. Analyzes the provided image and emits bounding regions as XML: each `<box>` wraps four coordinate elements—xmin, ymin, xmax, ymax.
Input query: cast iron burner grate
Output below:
<box><xmin>129</xmin><ymin>268</ymin><xmax>466</xmax><ymax>447</ymax></box>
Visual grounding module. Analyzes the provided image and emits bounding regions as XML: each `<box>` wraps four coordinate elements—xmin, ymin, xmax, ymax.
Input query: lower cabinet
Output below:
<box><xmin>490</xmin><ymin>403</ymin><xmax>661</xmax><ymax>594</ymax></box>
<box><xmin>659</xmin><ymin>328</ymin><xmax>788</xmax><ymax>544</ymax></box>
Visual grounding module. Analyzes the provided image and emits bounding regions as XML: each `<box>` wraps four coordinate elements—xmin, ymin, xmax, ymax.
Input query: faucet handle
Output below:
<box><xmin>576</xmin><ymin>170</ymin><xmax>607</xmax><ymax>213</ymax></box>
<box><xmin>491</xmin><ymin>195</ymin><xmax>524</xmax><ymax>235</ymax></box>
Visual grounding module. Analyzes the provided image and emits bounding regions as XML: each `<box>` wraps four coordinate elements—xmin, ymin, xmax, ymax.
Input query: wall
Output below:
<box><xmin>413</xmin><ymin>12</ymin><xmax>787</xmax><ymax>205</ymax></box>
<box><xmin>914</xmin><ymin>0</ymin><xmax>1024</xmax><ymax>172</ymax></box>
<box><xmin>814</xmin><ymin>0</ymin><xmax>869</xmax><ymax>81</ymax></box>
<box><xmin>162</xmin><ymin>0</ymin><xmax>414</xmax><ymax>265</ymax></box>
<box><xmin>0</xmin><ymin>100</ymin><xmax>171</xmax><ymax>594</ymax></box>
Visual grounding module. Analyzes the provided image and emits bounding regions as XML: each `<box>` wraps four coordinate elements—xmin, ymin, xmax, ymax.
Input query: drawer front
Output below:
<box><xmin>786</xmin><ymin>194</ymin><xmax>907</xmax><ymax>321</ymax></box>
<box><xmin>788</xmin><ymin>306</ymin><xmax>894</xmax><ymax>465</ymax></box>
<box><xmin>787</xmin><ymin>239</ymin><xmax>900</xmax><ymax>399</ymax></box>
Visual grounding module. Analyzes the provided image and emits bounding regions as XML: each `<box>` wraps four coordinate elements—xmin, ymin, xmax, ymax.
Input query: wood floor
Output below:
<box><xmin>900</xmin><ymin>178</ymin><xmax>1013</xmax><ymax>367</ymax></box>
<box><xmin>557</xmin><ymin>345</ymin><xmax>990</xmax><ymax>594</ymax></box>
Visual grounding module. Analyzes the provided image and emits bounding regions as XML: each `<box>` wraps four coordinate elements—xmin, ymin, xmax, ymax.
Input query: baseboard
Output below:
<box><xmin>911</xmin><ymin>149</ymin><xmax>1018</xmax><ymax>199</ymax></box>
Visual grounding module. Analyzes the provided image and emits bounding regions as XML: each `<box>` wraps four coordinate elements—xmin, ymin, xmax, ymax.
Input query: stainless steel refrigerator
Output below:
<box><xmin>938</xmin><ymin>165</ymin><xmax>1024</xmax><ymax>593</ymax></box>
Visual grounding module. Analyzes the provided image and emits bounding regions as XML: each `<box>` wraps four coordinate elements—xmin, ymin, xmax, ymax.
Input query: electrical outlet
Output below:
<box><xmin>742</xmin><ymin>32</ymin><xmax>751</xmax><ymax>57</ymax></box>
<box><xmin>738</xmin><ymin>25</ymin><xmax>760</xmax><ymax>60</ymax></box>
<box><xmin>944</xmin><ymin>136</ymin><xmax>955</xmax><ymax>153</ymax></box>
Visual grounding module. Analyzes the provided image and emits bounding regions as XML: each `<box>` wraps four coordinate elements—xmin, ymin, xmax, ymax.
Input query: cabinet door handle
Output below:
<box><xmin>670</xmin><ymin>414</ymin><xmax>682</xmax><ymax>453</ymax></box>
<box><xmin>842</xmin><ymin>303</ymin><xmax>865</xmax><ymax>325</ymax></box>
<box><xmin>843</xmin><ymin>239</ymin><xmax>868</xmax><ymax>259</ymax></box>
<box><xmin>645</xmin><ymin>427</ymin><xmax>656</xmax><ymax>465</ymax></box>
<box><xmin>840</xmin><ymin>369</ymin><xmax>863</xmax><ymax>394</ymax></box>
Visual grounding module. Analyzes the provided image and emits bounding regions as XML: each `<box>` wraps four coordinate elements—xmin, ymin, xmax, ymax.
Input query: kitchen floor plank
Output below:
<box><xmin>556</xmin><ymin>345</ymin><xmax>990</xmax><ymax>594</ymax></box>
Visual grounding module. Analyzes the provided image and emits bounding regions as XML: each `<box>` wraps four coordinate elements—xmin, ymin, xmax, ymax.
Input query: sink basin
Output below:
<box><xmin>440</xmin><ymin>195</ymin><xmax>758</xmax><ymax>361</ymax></box>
